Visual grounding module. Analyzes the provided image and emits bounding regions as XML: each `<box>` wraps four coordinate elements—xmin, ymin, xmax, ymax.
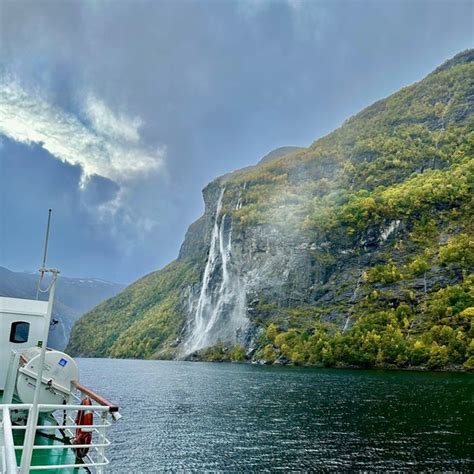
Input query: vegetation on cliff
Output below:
<box><xmin>216</xmin><ymin>50</ymin><xmax>473</xmax><ymax>370</ymax></box>
<box><xmin>67</xmin><ymin>261</ymin><xmax>199</xmax><ymax>358</ymax></box>
<box><xmin>67</xmin><ymin>50</ymin><xmax>473</xmax><ymax>370</ymax></box>
<box><xmin>252</xmin><ymin>274</ymin><xmax>473</xmax><ymax>370</ymax></box>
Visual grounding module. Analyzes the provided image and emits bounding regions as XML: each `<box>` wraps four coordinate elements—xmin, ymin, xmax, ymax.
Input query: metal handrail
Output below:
<box><xmin>14</xmin><ymin>442</ymin><xmax>111</xmax><ymax>450</ymax></box>
<box><xmin>0</xmin><ymin>403</ymin><xmax>110</xmax><ymax>411</ymax></box>
<box><xmin>0</xmin><ymin>400</ymin><xmax>116</xmax><ymax>473</ymax></box>
<box><xmin>29</xmin><ymin>459</ymin><xmax>109</xmax><ymax>471</ymax></box>
<box><xmin>71</xmin><ymin>381</ymin><xmax>119</xmax><ymax>412</ymax></box>
<box><xmin>11</xmin><ymin>422</ymin><xmax>112</xmax><ymax>430</ymax></box>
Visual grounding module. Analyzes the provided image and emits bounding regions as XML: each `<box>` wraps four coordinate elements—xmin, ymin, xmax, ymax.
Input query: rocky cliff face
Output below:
<box><xmin>179</xmin><ymin>186</ymin><xmax>249</xmax><ymax>354</ymax></box>
<box><xmin>67</xmin><ymin>50</ymin><xmax>474</xmax><ymax>369</ymax></box>
<box><xmin>177</xmin><ymin>180</ymin><xmax>317</xmax><ymax>356</ymax></box>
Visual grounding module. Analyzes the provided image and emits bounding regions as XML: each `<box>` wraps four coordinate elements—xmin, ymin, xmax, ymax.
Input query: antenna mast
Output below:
<box><xmin>36</xmin><ymin>209</ymin><xmax>52</xmax><ymax>299</ymax></box>
<box><xmin>21</xmin><ymin>209</ymin><xmax>60</xmax><ymax>473</ymax></box>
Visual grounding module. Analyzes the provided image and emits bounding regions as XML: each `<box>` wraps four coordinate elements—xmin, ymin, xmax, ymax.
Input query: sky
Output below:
<box><xmin>0</xmin><ymin>0</ymin><xmax>472</xmax><ymax>284</ymax></box>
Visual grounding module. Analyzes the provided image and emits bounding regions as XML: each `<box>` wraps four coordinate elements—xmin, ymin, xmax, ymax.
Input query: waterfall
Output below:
<box><xmin>380</xmin><ymin>220</ymin><xmax>401</xmax><ymax>243</ymax></box>
<box><xmin>343</xmin><ymin>274</ymin><xmax>362</xmax><ymax>333</ymax></box>
<box><xmin>184</xmin><ymin>188</ymin><xmax>248</xmax><ymax>354</ymax></box>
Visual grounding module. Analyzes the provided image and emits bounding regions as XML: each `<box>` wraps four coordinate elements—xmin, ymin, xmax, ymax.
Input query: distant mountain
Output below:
<box><xmin>68</xmin><ymin>50</ymin><xmax>473</xmax><ymax>370</ymax></box>
<box><xmin>0</xmin><ymin>266</ymin><xmax>124</xmax><ymax>350</ymax></box>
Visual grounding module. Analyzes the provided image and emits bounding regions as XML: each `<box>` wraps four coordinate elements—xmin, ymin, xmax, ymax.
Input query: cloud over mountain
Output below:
<box><xmin>0</xmin><ymin>78</ymin><xmax>165</xmax><ymax>189</ymax></box>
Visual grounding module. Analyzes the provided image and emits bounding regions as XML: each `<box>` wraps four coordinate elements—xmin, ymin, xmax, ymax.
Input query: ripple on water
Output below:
<box><xmin>77</xmin><ymin>360</ymin><xmax>474</xmax><ymax>472</ymax></box>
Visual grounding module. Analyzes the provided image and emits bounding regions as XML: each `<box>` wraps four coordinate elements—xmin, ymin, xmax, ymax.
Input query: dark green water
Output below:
<box><xmin>77</xmin><ymin>359</ymin><xmax>473</xmax><ymax>472</ymax></box>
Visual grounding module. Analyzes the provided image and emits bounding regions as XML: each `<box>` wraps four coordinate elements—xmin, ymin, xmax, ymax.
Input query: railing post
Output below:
<box><xmin>2</xmin><ymin>406</ymin><xmax>19</xmax><ymax>474</ymax></box>
<box><xmin>96</xmin><ymin>412</ymin><xmax>107</xmax><ymax>474</ymax></box>
<box><xmin>3</xmin><ymin>352</ymin><xmax>21</xmax><ymax>405</ymax></box>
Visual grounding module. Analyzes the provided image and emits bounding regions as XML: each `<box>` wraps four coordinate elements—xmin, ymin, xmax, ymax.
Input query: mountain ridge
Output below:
<box><xmin>0</xmin><ymin>266</ymin><xmax>124</xmax><ymax>350</ymax></box>
<box><xmin>67</xmin><ymin>50</ymin><xmax>473</xmax><ymax>370</ymax></box>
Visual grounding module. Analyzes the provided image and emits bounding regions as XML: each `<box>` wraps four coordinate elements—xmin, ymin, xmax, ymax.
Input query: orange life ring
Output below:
<box><xmin>74</xmin><ymin>397</ymin><xmax>93</xmax><ymax>458</ymax></box>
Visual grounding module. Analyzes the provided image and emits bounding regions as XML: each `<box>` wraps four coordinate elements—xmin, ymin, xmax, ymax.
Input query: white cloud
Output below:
<box><xmin>237</xmin><ymin>0</ymin><xmax>305</xmax><ymax>17</ymax></box>
<box><xmin>0</xmin><ymin>78</ymin><xmax>164</xmax><ymax>189</ymax></box>
<box><xmin>93</xmin><ymin>186</ymin><xmax>158</xmax><ymax>254</ymax></box>
<box><xmin>84</xmin><ymin>94</ymin><xmax>142</xmax><ymax>143</ymax></box>
<box><xmin>286</xmin><ymin>0</ymin><xmax>304</xmax><ymax>10</ymax></box>
<box><xmin>0</xmin><ymin>77</ymin><xmax>167</xmax><ymax>253</ymax></box>
<box><xmin>236</xmin><ymin>0</ymin><xmax>329</xmax><ymax>41</ymax></box>
<box><xmin>236</xmin><ymin>0</ymin><xmax>270</xmax><ymax>18</ymax></box>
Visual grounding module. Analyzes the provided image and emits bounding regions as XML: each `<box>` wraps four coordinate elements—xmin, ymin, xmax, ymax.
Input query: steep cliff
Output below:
<box><xmin>67</xmin><ymin>50</ymin><xmax>474</xmax><ymax>369</ymax></box>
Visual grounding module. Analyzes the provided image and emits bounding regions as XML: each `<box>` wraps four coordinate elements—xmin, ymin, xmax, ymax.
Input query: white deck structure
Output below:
<box><xmin>0</xmin><ymin>297</ymin><xmax>48</xmax><ymax>391</ymax></box>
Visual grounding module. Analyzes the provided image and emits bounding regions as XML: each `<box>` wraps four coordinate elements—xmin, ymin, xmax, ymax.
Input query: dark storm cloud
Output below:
<box><xmin>0</xmin><ymin>0</ymin><xmax>472</xmax><ymax>282</ymax></box>
<box><xmin>81</xmin><ymin>175</ymin><xmax>120</xmax><ymax>207</ymax></box>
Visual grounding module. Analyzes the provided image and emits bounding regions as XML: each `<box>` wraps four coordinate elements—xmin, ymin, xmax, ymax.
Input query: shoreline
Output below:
<box><xmin>74</xmin><ymin>354</ymin><xmax>473</xmax><ymax>374</ymax></box>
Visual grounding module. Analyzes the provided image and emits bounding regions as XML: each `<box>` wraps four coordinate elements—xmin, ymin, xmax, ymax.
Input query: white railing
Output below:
<box><xmin>1</xmin><ymin>406</ymin><xmax>17</xmax><ymax>474</ymax></box>
<box><xmin>0</xmin><ymin>398</ymin><xmax>117</xmax><ymax>474</ymax></box>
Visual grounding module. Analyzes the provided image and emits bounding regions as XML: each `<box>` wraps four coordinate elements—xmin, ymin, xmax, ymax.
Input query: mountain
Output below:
<box><xmin>257</xmin><ymin>146</ymin><xmax>303</xmax><ymax>164</ymax></box>
<box><xmin>0</xmin><ymin>266</ymin><xmax>124</xmax><ymax>350</ymax></box>
<box><xmin>67</xmin><ymin>50</ymin><xmax>474</xmax><ymax>370</ymax></box>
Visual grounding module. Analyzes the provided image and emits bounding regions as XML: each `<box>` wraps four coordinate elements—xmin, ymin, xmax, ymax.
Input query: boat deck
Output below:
<box><xmin>1</xmin><ymin>391</ymin><xmax>88</xmax><ymax>473</ymax></box>
<box><xmin>14</xmin><ymin>429</ymin><xmax>86</xmax><ymax>473</ymax></box>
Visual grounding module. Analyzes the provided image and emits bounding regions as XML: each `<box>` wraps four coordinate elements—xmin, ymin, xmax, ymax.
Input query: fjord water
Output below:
<box><xmin>78</xmin><ymin>359</ymin><xmax>473</xmax><ymax>472</ymax></box>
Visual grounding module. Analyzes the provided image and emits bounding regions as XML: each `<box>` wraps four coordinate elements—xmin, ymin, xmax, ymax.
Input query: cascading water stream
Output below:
<box><xmin>184</xmin><ymin>188</ymin><xmax>248</xmax><ymax>354</ymax></box>
<box><xmin>343</xmin><ymin>274</ymin><xmax>362</xmax><ymax>333</ymax></box>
